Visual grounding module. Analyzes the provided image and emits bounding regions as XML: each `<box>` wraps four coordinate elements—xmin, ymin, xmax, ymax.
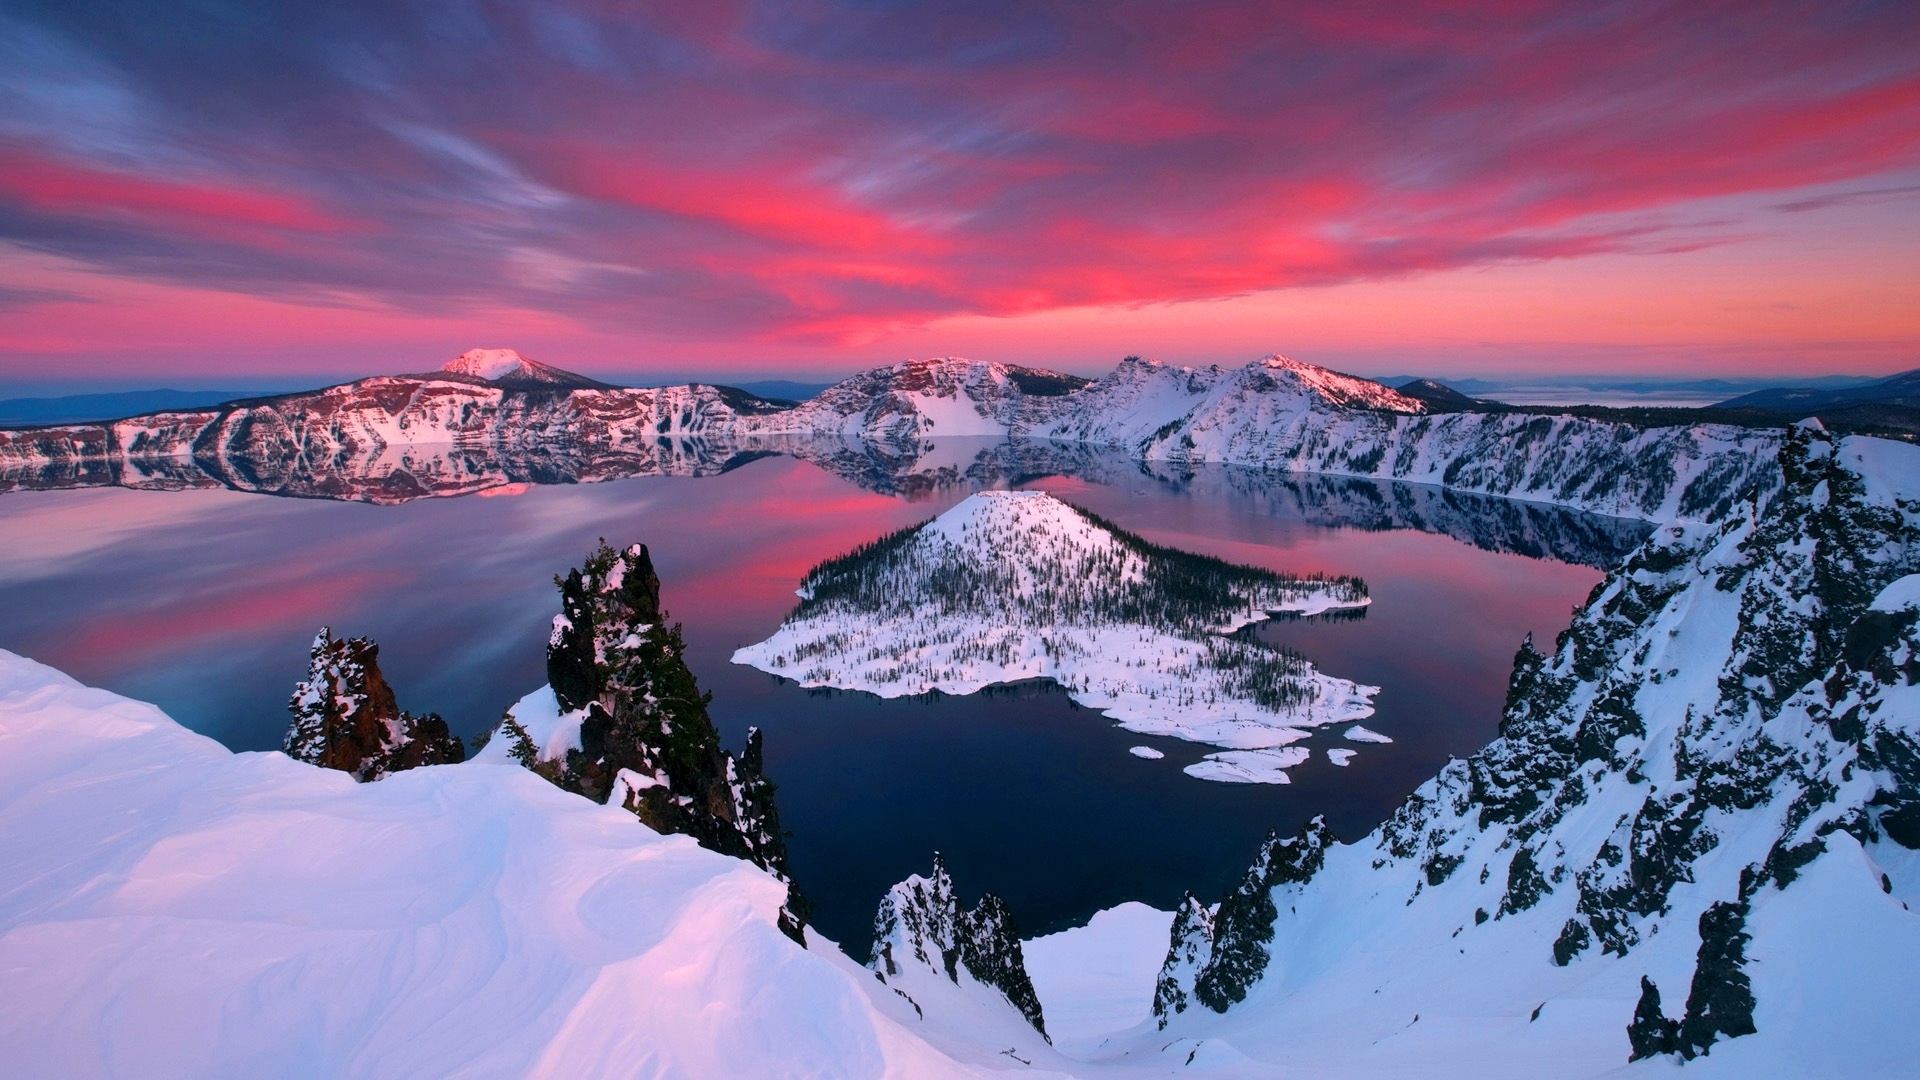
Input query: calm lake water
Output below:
<box><xmin>0</xmin><ymin>444</ymin><xmax>1635</xmax><ymax>949</ymax></box>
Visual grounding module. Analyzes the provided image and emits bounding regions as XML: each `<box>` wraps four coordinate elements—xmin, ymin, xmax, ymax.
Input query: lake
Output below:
<box><xmin>0</xmin><ymin>439</ymin><xmax>1639</xmax><ymax>950</ymax></box>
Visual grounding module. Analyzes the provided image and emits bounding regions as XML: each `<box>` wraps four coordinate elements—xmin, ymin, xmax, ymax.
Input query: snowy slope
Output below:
<box><xmin>1109</xmin><ymin>426</ymin><xmax>1920</xmax><ymax>1076</ymax></box>
<box><xmin>0</xmin><ymin>651</ymin><xmax>983</xmax><ymax>1079</ymax></box>
<box><xmin>1028</xmin><ymin>355</ymin><xmax>1780</xmax><ymax>523</ymax></box>
<box><xmin>743</xmin><ymin>357</ymin><xmax>1089</xmax><ymax>442</ymax></box>
<box><xmin>734</xmin><ymin>490</ymin><xmax>1378</xmax><ymax>782</ymax></box>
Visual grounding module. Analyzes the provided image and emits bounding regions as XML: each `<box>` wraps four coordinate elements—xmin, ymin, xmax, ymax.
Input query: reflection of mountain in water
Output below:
<box><xmin>0</xmin><ymin>432</ymin><xmax>771</xmax><ymax>504</ymax></box>
<box><xmin>0</xmin><ymin>427</ymin><xmax>1649</xmax><ymax>566</ymax></box>
<box><xmin>776</xmin><ymin>437</ymin><xmax>1654</xmax><ymax>569</ymax></box>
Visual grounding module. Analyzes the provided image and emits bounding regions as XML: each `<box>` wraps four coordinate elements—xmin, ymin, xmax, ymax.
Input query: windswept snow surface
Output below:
<box><xmin>0</xmin><ymin>652</ymin><xmax>982</xmax><ymax>1079</ymax></box>
<box><xmin>1023</xmin><ymin>903</ymin><xmax>1174</xmax><ymax>1057</ymax></box>
<box><xmin>734</xmin><ymin>490</ymin><xmax>1379</xmax><ymax>782</ymax></box>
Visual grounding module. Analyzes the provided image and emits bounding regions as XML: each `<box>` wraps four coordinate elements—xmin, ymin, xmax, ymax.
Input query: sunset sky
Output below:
<box><xmin>1</xmin><ymin>0</ymin><xmax>1917</xmax><ymax>392</ymax></box>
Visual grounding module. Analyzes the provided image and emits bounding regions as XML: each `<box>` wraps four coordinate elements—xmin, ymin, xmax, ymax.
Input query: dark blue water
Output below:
<box><xmin>0</xmin><ymin>452</ymin><xmax>1618</xmax><ymax>948</ymax></box>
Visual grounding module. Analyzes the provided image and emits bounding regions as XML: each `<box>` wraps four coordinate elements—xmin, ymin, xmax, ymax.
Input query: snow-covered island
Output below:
<box><xmin>733</xmin><ymin>489</ymin><xmax>1378</xmax><ymax>782</ymax></box>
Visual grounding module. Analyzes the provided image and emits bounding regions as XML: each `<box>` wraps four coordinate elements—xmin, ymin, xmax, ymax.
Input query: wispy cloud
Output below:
<box><xmin>0</xmin><ymin>0</ymin><xmax>1915</xmax><ymax>362</ymax></box>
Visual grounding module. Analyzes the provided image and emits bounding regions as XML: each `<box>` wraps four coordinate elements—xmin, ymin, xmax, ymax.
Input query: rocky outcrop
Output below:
<box><xmin>1150</xmin><ymin>892</ymin><xmax>1215</xmax><ymax>1026</ymax></box>
<box><xmin>868</xmin><ymin>854</ymin><xmax>1049</xmax><ymax>1039</ymax></box>
<box><xmin>523</xmin><ymin>540</ymin><xmax>807</xmax><ymax>941</ymax></box>
<box><xmin>283</xmin><ymin>627</ymin><xmax>464</xmax><ymax>781</ymax></box>
<box><xmin>1186</xmin><ymin>817</ymin><xmax>1332</xmax><ymax>1014</ymax></box>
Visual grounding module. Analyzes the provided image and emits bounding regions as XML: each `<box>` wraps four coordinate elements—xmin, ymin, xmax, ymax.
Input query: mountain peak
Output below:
<box><xmin>436</xmin><ymin>348</ymin><xmax>610</xmax><ymax>390</ymax></box>
<box><xmin>1250</xmin><ymin>354</ymin><xmax>1426</xmax><ymax>413</ymax></box>
<box><xmin>443</xmin><ymin>348</ymin><xmax>531</xmax><ymax>380</ymax></box>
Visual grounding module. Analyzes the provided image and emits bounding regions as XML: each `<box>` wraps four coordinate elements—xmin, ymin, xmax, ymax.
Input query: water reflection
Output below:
<box><xmin>2</xmin><ymin>432</ymin><xmax>1650</xmax><ymax>567</ymax></box>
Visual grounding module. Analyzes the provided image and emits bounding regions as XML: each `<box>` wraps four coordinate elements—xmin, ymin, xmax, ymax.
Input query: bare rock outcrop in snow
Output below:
<box><xmin>491</xmin><ymin>539</ymin><xmax>809</xmax><ymax>941</ymax></box>
<box><xmin>870</xmin><ymin>854</ymin><xmax>1050</xmax><ymax>1040</ymax></box>
<box><xmin>283</xmin><ymin>627</ymin><xmax>464</xmax><ymax>781</ymax></box>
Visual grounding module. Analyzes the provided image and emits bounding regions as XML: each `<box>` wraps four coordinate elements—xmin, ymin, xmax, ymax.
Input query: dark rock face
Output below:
<box><xmin>1627</xmin><ymin>975</ymin><xmax>1681</xmax><ymax>1060</ymax></box>
<box><xmin>868</xmin><ymin>854</ymin><xmax>1049</xmax><ymax>1039</ymax></box>
<box><xmin>283</xmin><ymin>628</ymin><xmax>464</xmax><ymax>781</ymax></box>
<box><xmin>1679</xmin><ymin>901</ymin><xmax>1758</xmax><ymax>1057</ymax></box>
<box><xmin>1151</xmin><ymin>892</ymin><xmax>1216</xmax><ymax>1027</ymax></box>
<box><xmin>1187</xmin><ymin>816</ymin><xmax>1332</xmax><ymax>1014</ymax></box>
<box><xmin>528</xmin><ymin>540</ymin><xmax>807</xmax><ymax>941</ymax></box>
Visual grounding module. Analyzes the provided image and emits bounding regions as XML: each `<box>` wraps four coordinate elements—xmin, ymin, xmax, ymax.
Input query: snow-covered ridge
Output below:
<box><xmin>743</xmin><ymin>355</ymin><xmax>1092</xmax><ymax>442</ymax></box>
<box><xmin>1132</xmin><ymin>427</ymin><xmax>1920</xmax><ymax>1074</ymax></box>
<box><xmin>0</xmin><ymin>649</ymin><xmax>986</xmax><ymax>1078</ymax></box>
<box><xmin>735</xmin><ymin>490</ymin><xmax>1379</xmax><ymax>782</ymax></box>
<box><xmin>0</xmin><ymin>371</ymin><xmax>785</xmax><ymax>504</ymax></box>
<box><xmin>1023</xmin><ymin>354</ymin><xmax>1780</xmax><ymax>524</ymax></box>
<box><xmin>2</xmin><ymin>350</ymin><xmax>1784</xmax><ymax>527</ymax></box>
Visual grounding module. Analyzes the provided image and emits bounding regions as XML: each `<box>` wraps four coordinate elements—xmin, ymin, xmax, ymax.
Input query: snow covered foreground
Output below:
<box><xmin>8</xmin><ymin>636</ymin><xmax>1916</xmax><ymax>1079</ymax></box>
<box><xmin>0</xmin><ymin>651</ymin><xmax>982</xmax><ymax>1079</ymax></box>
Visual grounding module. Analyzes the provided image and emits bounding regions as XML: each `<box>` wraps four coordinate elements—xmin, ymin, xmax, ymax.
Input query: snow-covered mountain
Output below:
<box><xmin>1015</xmin><ymin>354</ymin><xmax>1779</xmax><ymax>523</ymax></box>
<box><xmin>751</xmin><ymin>351</ymin><xmax>1779</xmax><ymax>525</ymax></box>
<box><xmin>734</xmin><ymin>489</ymin><xmax>1378</xmax><ymax>782</ymax></box>
<box><xmin>1</xmin><ymin>349</ymin><xmax>1783</xmax><ymax>528</ymax></box>
<box><xmin>1128</xmin><ymin>424</ymin><xmax>1920</xmax><ymax>1074</ymax></box>
<box><xmin>0</xmin><ymin>352</ymin><xmax>792</xmax><ymax>503</ymax></box>
<box><xmin>432</xmin><ymin>347</ymin><xmax>611</xmax><ymax>389</ymax></box>
<box><xmin>743</xmin><ymin>356</ymin><xmax>1090</xmax><ymax>441</ymax></box>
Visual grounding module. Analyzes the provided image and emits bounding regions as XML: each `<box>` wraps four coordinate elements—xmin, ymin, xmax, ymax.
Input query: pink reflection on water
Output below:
<box><xmin>59</xmin><ymin>569</ymin><xmax>406</xmax><ymax>671</ymax></box>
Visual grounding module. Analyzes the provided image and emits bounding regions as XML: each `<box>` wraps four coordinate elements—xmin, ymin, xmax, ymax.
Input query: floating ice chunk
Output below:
<box><xmin>1343</xmin><ymin>724</ymin><xmax>1393</xmax><ymax>744</ymax></box>
<box><xmin>1128</xmin><ymin>746</ymin><xmax>1165</xmax><ymax>759</ymax></box>
<box><xmin>1182</xmin><ymin>746</ymin><xmax>1309</xmax><ymax>784</ymax></box>
<box><xmin>1326</xmin><ymin>748</ymin><xmax>1357</xmax><ymax>766</ymax></box>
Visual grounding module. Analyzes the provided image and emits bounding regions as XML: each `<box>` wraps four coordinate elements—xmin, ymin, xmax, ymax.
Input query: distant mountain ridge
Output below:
<box><xmin>0</xmin><ymin>388</ymin><xmax>281</xmax><ymax>427</ymax></box>
<box><xmin>1</xmin><ymin>348</ymin><xmax>1794</xmax><ymax>523</ymax></box>
<box><xmin>1714</xmin><ymin>367</ymin><xmax>1920</xmax><ymax>412</ymax></box>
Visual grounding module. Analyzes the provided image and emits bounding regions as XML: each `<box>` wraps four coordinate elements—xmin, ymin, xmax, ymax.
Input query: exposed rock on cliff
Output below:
<box><xmin>870</xmin><ymin>854</ymin><xmax>1049</xmax><ymax>1039</ymax></box>
<box><xmin>283</xmin><ymin>627</ymin><xmax>464</xmax><ymax>781</ymax></box>
<box><xmin>512</xmin><ymin>540</ymin><xmax>807</xmax><ymax>941</ymax></box>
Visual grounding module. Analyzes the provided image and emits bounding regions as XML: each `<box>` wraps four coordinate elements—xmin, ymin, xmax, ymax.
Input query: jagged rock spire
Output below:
<box><xmin>1151</xmin><ymin>891</ymin><xmax>1215</xmax><ymax>1027</ymax></box>
<box><xmin>283</xmin><ymin>627</ymin><xmax>464</xmax><ymax>781</ymax></box>
<box><xmin>1190</xmin><ymin>816</ymin><xmax>1332</xmax><ymax>1013</ymax></box>
<box><xmin>868</xmin><ymin>855</ymin><xmax>1049</xmax><ymax>1039</ymax></box>
<box><xmin>518</xmin><ymin>540</ymin><xmax>808</xmax><ymax>942</ymax></box>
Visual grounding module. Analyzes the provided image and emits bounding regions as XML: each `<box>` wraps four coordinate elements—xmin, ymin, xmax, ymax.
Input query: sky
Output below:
<box><xmin>0</xmin><ymin>0</ymin><xmax>1917</xmax><ymax>392</ymax></box>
